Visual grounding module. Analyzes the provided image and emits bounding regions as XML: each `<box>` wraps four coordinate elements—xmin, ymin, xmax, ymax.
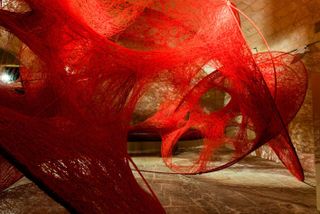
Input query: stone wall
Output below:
<box><xmin>234</xmin><ymin>0</ymin><xmax>320</xmax><ymax>173</ymax></box>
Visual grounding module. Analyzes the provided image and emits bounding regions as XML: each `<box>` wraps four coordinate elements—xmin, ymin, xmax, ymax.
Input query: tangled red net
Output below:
<box><xmin>0</xmin><ymin>0</ymin><xmax>308</xmax><ymax>213</ymax></box>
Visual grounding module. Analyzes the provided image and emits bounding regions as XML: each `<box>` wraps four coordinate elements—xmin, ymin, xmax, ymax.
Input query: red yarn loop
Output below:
<box><xmin>0</xmin><ymin>0</ymin><xmax>307</xmax><ymax>212</ymax></box>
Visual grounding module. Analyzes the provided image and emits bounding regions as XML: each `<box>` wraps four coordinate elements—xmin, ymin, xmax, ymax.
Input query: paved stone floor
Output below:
<box><xmin>0</xmin><ymin>154</ymin><xmax>318</xmax><ymax>214</ymax></box>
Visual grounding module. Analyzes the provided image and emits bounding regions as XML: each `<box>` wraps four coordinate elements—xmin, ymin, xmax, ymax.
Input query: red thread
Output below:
<box><xmin>0</xmin><ymin>0</ymin><xmax>307</xmax><ymax>212</ymax></box>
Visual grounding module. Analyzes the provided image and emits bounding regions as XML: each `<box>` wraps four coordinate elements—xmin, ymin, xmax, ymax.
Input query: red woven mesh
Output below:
<box><xmin>0</xmin><ymin>0</ymin><xmax>307</xmax><ymax>213</ymax></box>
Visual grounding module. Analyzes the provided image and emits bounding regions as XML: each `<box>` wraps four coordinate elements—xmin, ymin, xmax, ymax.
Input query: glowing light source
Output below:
<box><xmin>0</xmin><ymin>65</ymin><xmax>20</xmax><ymax>84</ymax></box>
<box><xmin>0</xmin><ymin>72</ymin><xmax>12</xmax><ymax>84</ymax></box>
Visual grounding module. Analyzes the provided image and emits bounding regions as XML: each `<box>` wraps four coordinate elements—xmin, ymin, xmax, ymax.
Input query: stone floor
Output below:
<box><xmin>0</xmin><ymin>153</ymin><xmax>318</xmax><ymax>214</ymax></box>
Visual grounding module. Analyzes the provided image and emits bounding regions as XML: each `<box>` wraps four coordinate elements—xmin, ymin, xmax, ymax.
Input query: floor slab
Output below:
<box><xmin>0</xmin><ymin>154</ymin><xmax>317</xmax><ymax>214</ymax></box>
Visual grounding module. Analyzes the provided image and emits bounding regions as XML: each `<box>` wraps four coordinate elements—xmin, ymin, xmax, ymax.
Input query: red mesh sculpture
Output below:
<box><xmin>0</xmin><ymin>0</ymin><xmax>307</xmax><ymax>213</ymax></box>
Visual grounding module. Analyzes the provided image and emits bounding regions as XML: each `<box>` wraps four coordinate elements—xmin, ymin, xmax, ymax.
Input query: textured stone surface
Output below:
<box><xmin>0</xmin><ymin>154</ymin><xmax>317</xmax><ymax>214</ymax></box>
<box><xmin>0</xmin><ymin>183</ymin><xmax>67</xmax><ymax>214</ymax></box>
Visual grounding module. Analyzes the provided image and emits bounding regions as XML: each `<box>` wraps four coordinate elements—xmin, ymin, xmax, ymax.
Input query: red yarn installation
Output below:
<box><xmin>0</xmin><ymin>0</ymin><xmax>307</xmax><ymax>213</ymax></box>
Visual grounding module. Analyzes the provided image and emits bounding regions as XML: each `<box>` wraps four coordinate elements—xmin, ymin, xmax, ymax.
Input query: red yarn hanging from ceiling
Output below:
<box><xmin>0</xmin><ymin>0</ymin><xmax>307</xmax><ymax>213</ymax></box>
